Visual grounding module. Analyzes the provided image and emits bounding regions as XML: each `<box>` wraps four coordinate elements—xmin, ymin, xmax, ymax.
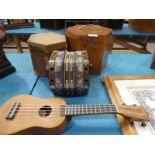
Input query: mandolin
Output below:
<box><xmin>0</xmin><ymin>94</ymin><xmax>150</xmax><ymax>135</ymax></box>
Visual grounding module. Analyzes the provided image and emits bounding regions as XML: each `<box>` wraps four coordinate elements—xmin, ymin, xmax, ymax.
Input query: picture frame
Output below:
<box><xmin>104</xmin><ymin>75</ymin><xmax>155</xmax><ymax>135</ymax></box>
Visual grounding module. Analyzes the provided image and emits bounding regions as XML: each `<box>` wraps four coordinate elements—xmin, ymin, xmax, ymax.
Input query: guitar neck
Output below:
<box><xmin>60</xmin><ymin>104</ymin><xmax>118</xmax><ymax>116</ymax></box>
<box><xmin>59</xmin><ymin>104</ymin><xmax>150</xmax><ymax>122</ymax></box>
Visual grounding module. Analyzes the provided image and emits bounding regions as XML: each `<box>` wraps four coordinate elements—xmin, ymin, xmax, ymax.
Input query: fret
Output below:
<box><xmin>69</xmin><ymin>105</ymin><xmax>73</xmax><ymax>115</ymax></box>
<box><xmin>100</xmin><ymin>105</ymin><xmax>106</xmax><ymax>113</ymax></box>
<box><xmin>96</xmin><ymin>105</ymin><xmax>100</xmax><ymax>113</ymax></box>
<box><xmin>94</xmin><ymin>105</ymin><xmax>97</xmax><ymax>113</ymax></box>
<box><xmin>60</xmin><ymin>104</ymin><xmax>117</xmax><ymax>116</ymax></box>
<box><xmin>77</xmin><ymin>105</ymin><xmax>80</xmax><ymax>115</ymax></box>
<box><xmin>85</xmin><ymin>105</ymin><xmax>88</xmax><ymax>114</ymax></box>
<box><xmin>74</xmin><ymin>105</ymin><xmax>77</xmax><ymax>115</ymax></box>
<box><xmin>65</xmin><ymin>106</ymin><xmax>67</xmax><ymax>115</ymax></box>
<box><xmin>99</xmin><ymin>105</ymin><xmax>102</xmax><ymax>113</ymax></box>
<box><xmin>81</xmin><ymin>104</ymin><xmax>84</xmax><ymax>114</ymax></box>
<box><xmin>79</xmin><ymin>105</ymin><xmax>82</xmax><ymax>114</ymax></box>
<box><xmin>92</xmin><ymin>105</ymin><xmax>95</xmax><ymax>114</ymax></box>
<box><xmin>65</xmin><ymin>105</ymin><xmax>69</xmax><ymax>115</ymax></box>
<box><xmin>73</xmin><ymin>105</ymin><xmax>76</xmax><ymax>115</ymax></box>
<box><xmin>106</xmin><ymin>105</ymin><xmax>111</xmax><ymax>113</ymax></box>
<box><xmin>78</xmin><ymin>105</ymin><xmax>80</xmax><ymax>114</ymax></box>
<box><xmin>60</xmin><ymin>105</ymin><xmax>66</xmax><ymax>115</ymax></box>
<box><xmin>89</xmin><ymin>105</ymin><xmax>93</xmax><ymax>114</ymax></box>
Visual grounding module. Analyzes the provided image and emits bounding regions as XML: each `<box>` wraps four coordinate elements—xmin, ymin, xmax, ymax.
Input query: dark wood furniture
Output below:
<box><xmin>0</xmin><ymin>25</ymin><xmax>15</xmax><ymax>78</ymax></box>
<box><xmin>151</xmin><ymin>54</ymin><xmax>155</xmax><ymax>69</ymax></box>
<box><xmin>0</xmin><ymin>19</ymin><xmax>34</xmax><ymax>29</ymax></box>
<box><xmin>40</xmin><ymin>19</ymin><xmax>65</xmax><ymax>30</ymax></box>
<box><xmin>65</xmin><ymin>19</ymin><xmax>124</xmax><ymax>30</ymax></box>
<box><xmin>129</xmin><ymin>19</ymin><xmax>155</xmax><ymax>33</ymax></box>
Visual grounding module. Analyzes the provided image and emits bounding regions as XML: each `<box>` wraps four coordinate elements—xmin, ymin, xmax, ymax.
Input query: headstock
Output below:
<box><xmin>117</xmin><ymin>105</ymin><xmax>150</xmax><ymax>122</ymax></box>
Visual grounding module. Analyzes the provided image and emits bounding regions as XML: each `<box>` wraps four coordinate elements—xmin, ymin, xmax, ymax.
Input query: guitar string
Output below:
<box><xmin>6</xmin><ymin>107</ymin><xmax>117</xmax><ymax>115</ymax></box>
<box><xmin>10</xmin><ymin>103</ymin><xmax>116</xmax><ymax>106</ymax></box>
<box><xmin>6</xmin><ymin>112</ymin><xmax>117</xmax><ymax>117</ymax></box>
<box><xmin>5</xmin><ymin>112</ymin><xmax>118</xmax><ymax>117</ymax></box>
<box><xmin>7</xmin><ymin>108</ymin><xmax>117</xmax><ymax>112</ymax></box>
<box><xmin>10</xmin><ymin>104</ymin><xmax>117</xmax><ymax>108</ymax></box>
<box><xmin>6</xmin><ymin>106</ymin><xmax>117</xmax><ymax>114</ymax></box>
<box><xmin>18</xmin><ymin>105</ymin><xmax>116</xmax><ymax>109</ymax></box>
<box><xmin>6</xmin><ymin>108</ymin><xmax>117</xmax><ymax>113</ymax></box>
<box><xmin>5</xmin><ymin>105</ymin><xmax>117</xmax><ymax>117</ymax></box>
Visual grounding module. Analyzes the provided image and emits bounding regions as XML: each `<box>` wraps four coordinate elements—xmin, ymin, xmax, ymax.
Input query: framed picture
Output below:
<box><xmin>104</xmin><ymin>75</ymin><xmax>155</xmax><ymax>135</ymax></box>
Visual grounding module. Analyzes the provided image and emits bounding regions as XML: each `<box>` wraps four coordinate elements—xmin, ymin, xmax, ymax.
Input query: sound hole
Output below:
<box><xmin>39</xmin><ymin>106</ymin><xmax>52</xmax><ymax>117</ymax></box>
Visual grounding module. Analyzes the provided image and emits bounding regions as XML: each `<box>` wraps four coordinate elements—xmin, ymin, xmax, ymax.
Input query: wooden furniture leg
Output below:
<box><xmin>13</xmin><ymin>35</ymin><xmax>23</xmax><ymax>53</ymax></box>
<box><xmin>151</xmin><ymin>51</ymin><xmax>155</xmax><ymax>69</ymax></box>
<box><xmin>114</xmin><ymin>36</ymin><xmax>150</xmax><ymax>54</ymax></box>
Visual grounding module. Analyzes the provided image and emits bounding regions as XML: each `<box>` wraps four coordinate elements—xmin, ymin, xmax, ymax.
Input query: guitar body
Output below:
<box><xmin>0</xmin><ymin>94</ymin><xmax>150</xmax><ymax>135</ymax></box>
<box><xmin>0</xmin><ymin>95</ymin><xmax>67</xmax><ymax>135</ymax></box>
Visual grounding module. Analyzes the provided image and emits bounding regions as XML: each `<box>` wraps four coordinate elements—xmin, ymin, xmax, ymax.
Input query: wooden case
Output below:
<box><xmin>129</xmin><ymin>19</ymin><xmax>155</xmax><ymax>33</ymax></box>
<box><xmin>66</xmin><ymin>24</ymin><xmax>113</xmax><ymax>75</ymax></box>
<box><xmin>27</xmin><ymin>32</ymin><xmax>66</xmax><ymax>76</ymax></box>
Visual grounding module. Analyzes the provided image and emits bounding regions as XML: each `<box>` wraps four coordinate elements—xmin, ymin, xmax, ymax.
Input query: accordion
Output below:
<box><xmin>48</xmin><ymin>51</ymin><xmax>89</xmax><ymax>96</ymax></box>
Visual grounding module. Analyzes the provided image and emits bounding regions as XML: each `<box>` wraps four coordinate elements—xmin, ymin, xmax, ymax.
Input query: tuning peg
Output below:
<box><xmin>141</xmin><ymin>122</ymin><xmax>147</xmax><ymax>127</ymax></box>
<box><xmin>132</xmin><ymin>104</ymin><xmax>137</xmax><ymax>106</ymax></box>
<box><xmin>129</xmin><ymin>120</ymin><xmax>134</xmax><ymax>126</ymax></box>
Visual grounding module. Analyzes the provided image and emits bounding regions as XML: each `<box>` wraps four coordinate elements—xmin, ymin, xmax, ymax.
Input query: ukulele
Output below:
<box><xmin>0</xmin><ymin>94</ymin><xmax>150</xmax><ymax>135</ymax></box>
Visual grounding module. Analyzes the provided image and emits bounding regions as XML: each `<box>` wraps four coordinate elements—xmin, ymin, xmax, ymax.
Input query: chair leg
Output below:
<box><xmin>13</xmin><ymin>35</ymin><xmax>23</xmax><ymax>53</ymax></box>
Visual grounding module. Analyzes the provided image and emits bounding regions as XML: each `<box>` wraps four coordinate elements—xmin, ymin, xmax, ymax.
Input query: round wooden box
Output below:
<box><xmin>28</xmin><ymin>32</ymin><xmax>66</xmax><ymax>76</ymax></box>
<box><xmin>129</xmin><ymin>19</ymin><xmax>155</xmax><ymax>33</ymax></box>
<box><xmin>66</xmin><ymin>24</ymin><xmax>113</xmax><ymax>75</ymax></box>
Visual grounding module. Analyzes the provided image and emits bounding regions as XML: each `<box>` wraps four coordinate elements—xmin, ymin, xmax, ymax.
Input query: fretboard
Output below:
<box><xmin>60</xmin><ymin>104</ymin><xmax>118</xmax><ymax>116</ymax></box>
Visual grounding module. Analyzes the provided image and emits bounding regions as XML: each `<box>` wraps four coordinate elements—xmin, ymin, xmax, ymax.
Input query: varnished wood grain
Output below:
<box><xmin>66</xmin><ymin>24</ymin><xmax>113</xmax><ymax>75</ymax></box>
<box><xmin>129</xmin><ymin>19</ymin><xmax>155</xmax><ymax>33</ymax></box>
<box><xmin>0</xmin><ymin>95</ymin><xmax>67</xmax><ymax>135</ymax></box>
<box><xmin>27</xmin><ymin>32</ymin><xmax>66</xmax><ymax>76</ymax></box>
<box><xmin>0</xmin><ymin>93</ymin><xmax>150</xmax><ymax>135</ymax></box>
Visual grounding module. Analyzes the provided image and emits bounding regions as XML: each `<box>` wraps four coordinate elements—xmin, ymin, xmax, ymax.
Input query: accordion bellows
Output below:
<box><xmin>48</xmin><ymin>51</ymin><xmax>89</xmax><ymax>96</ymax></box>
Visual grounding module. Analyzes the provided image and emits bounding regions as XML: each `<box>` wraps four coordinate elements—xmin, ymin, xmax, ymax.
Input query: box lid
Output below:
<box><xmin>28</xmin><ymin>32</ymin><xmax>66</xmax><ymax>50</ymax></box>
<box><xmin>66</xmin><ymin>24</ymin><xmax>112</xmax><ymax>37</ymax></box>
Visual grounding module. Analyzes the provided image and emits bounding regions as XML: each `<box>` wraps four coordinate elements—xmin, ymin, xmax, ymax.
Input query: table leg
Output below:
<box><xmin>13</xmin><ymin>35</ymin><xmax>23</xmax><ymax>53</ymax></box>
<box><xmin>114</xmin><ymin>36</ymin><xmax>150</xmax><ymax>54</ymax></box>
